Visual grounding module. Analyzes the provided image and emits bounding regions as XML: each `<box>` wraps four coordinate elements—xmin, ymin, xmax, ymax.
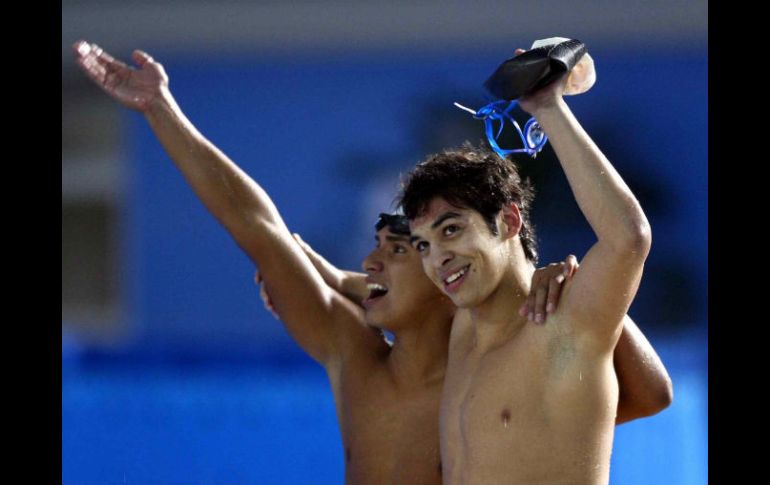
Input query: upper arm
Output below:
<box><xmin>237</xmin><ymin>218</ymin><xmax>378</xmax><ymax>365</ymax></box>
<box><xmin>557</xmin><ymin>231</ymin><xmax>651</xmax><ymax>350</ymax></box>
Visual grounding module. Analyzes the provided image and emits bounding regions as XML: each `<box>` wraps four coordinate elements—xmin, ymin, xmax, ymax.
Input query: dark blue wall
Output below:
<box><xmin>63</xmin><ymin>45</ymin><xmax>707</xmax><ymax>484</ymax></box>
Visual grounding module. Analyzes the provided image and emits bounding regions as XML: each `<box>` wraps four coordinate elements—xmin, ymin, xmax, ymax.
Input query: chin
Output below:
<box><xmin>364</xmin><ymin>310</ymin><xmax>391</xmax><ymax>330</ymax></box>
<box><xmin>448</xmin><ymin>289</ymin><xmax>482</xmax><ymax>309</ymax></box>
<box><xmin>364</xmin><ymin>312</ymin><xmax>383</xmax><ymax>328</ymax></box>
<box><xmin>449</xmin><ymin>296</ymin><xmax>473</xmax><ymax>309</ymax></box>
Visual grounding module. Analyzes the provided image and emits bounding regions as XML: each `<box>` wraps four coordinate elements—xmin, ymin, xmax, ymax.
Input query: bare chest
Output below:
<box><xmin>443</xmin><ymin>334</ymin><xmax>553</xmax><ymax>443</ymax></box>
<box><xmin>440</xmin><ymin>321</ymin><xmax>617</xmax><ymax>484</ymax></box>
<box><xmin>332</xmin><ymin>366</ymin><xmax>444</xmax><ymax>485</ymax></box>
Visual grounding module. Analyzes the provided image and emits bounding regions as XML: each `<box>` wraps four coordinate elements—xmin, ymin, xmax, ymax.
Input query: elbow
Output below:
<box><xmin>640</xmin><ymin>374</ymin><xmax>674</xmax><ymax>418</ymax></box>
<box><xmin>633</xmin><ymin>217</ymin><xmax>652</xmax><ymax>255</ymax></box>
<box><xmin>655</xmin><ymin>374</ymin><xmax>674</xmax><ymax>413</ymax></box>
<box><xmin>614</xmin><ymin>215</ymin><xmax>652</xmax><ymax>260</ymax></box>
<box><xmin>615</xmin><ymin>374</ymin><xmax>674</xmax><ymax>424</ymax></box>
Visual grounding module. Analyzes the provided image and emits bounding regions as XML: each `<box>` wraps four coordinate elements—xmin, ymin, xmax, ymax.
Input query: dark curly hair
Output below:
<box><xmin>398</xmin><ymin>142</ymin><xmax>538</xmax><ymax>264</ymax></box>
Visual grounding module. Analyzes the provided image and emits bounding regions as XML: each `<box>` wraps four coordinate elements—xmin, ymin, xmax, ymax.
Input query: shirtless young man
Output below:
<box><xmin>403</xmin><ymin>50</ymin><xmax>656</xmax><ymax>484</ymax></box>
<box><xmin>73</xmin><ymin>40</ymin><xmax>671</xmax><ymax>484</ymax></box>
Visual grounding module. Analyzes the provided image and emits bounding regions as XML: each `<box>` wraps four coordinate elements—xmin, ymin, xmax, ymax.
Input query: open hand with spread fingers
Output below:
<box><xmin>72</xmin><ymin>40</ymin><xmax>168</xmax><ymax>112</ymax></box>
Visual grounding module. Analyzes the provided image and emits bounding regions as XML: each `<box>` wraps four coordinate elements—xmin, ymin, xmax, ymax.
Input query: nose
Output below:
<box><xmin>362</xmin><ymin>250</ymin><xmax>384</xmax><ymax>273</ymax></box>
<box><xmin>430</xmin><ymin>245</ymin><xmax>454</xmax><ymax>271</ymax></box>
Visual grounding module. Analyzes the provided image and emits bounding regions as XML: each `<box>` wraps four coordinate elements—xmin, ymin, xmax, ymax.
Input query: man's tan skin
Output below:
<box><xmin>283</xmin><ymin>245</ymin><xmax>671</xmax><ymax>426</ymax></box>
<box><xmin>73</xmin><ymin>40</ymin><xmax>671</xmax><ymax>485</ymax></box>
<box><xmin>407</xmin><ymin>50</ymin><xmax>655</xmax><ymax>484</ymax></box>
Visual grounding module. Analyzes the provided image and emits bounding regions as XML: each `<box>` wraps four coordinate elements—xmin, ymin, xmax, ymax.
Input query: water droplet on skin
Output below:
<box><xmin>501</xmin><ymin>409</ymin><xmax>510</xmax><ymax>428</ymax></box>
<box><xmin>579</xmin><ymin>371</ymin><xmax>583</xmax><ymax>381</ymax></box>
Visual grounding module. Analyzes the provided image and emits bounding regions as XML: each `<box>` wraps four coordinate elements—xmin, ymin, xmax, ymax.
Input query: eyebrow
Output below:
<box><xmin>431</xmin><ymin>211</ymin><xmax>463</xmax><ymax>229</ymax></box>
<box><xmin>409</xmin><ymin>211</ymin><xmax>463</xmax><ymax>243</ymax></box>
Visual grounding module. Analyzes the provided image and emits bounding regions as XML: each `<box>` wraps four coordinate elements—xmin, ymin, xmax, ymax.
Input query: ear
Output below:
<box><xmin>498</xmin><ymin>202</ymin><xmax>522</xmax><ymax>240</ymax></box>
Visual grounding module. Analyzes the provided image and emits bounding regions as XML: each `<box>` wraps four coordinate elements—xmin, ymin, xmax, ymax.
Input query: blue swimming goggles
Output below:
<box><xmin>453</xmin><ymin>99</ymin><xmax>547</xmax><ymax>159</ymax></box>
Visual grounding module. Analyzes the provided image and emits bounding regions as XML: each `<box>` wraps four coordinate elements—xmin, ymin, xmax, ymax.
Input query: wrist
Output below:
<box><xmin>144</xmin><ymin>86</ymin><xmax>177</xmax><ymax>120</ymax></box>
<box><xmin>530</xmin><ymin>96</ymin><xmax>567</xmax><ymax>119</ymax></box>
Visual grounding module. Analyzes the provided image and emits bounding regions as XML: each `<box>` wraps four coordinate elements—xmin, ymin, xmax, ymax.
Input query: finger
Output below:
<box><xmin>78</xmin><ymin>58</ymin><xmax>109</xmax><ymax>87</ymax></box>
<box><xmin>524</xmin><ymin>278</ymin><xmax>538</xmax><ymax>321</ymax></box>
<box><xmin>533</xmin><ymin>282</ymin><xmax>548</xmax><ymax>323</ymax></box>
<box><xmin>518</xmin><ymin>302</ymin><xmax>529</xmax><ymax>317</ymax></box>
<box><xmin>132</xmin><ymin>49</ymin><xmax>154</xmax><ymax>66</ymax></box>
<box><xmin>75</xmin><ymin>43</ymin><xmax>128</xmax><ymax>92</ymax></box>
<box><xmin>89</xmin><ymin>43</ymin><xmax>123</xmax><ymax>68</ymax></box>
<box><xmin>565</xmin><ymin>254</ymin><xmax>579</xmax><ymax>278</ymax></box>
<box><xmin>72</xmin><ymin>39</ymin><xmax>91</xmax><ymax>58</ymax></box>
<box><xmin>259</xmin><ymin>284</ymin><xmax>278</xmax><ymax>319</ymax></box>
<box><xmin>546</xmin><ymin>276</ymin><xmax>563</xmax><ymax>314</ymax></box>
<box><xmin>259</xmin><ymin>284</ymin><xmax>272</xmax><ymax>307</ymax></box>
<box><xmin>257</xmin><ymin>279</ymin><xmax>274</xmax><ymax>309</ymax></box>
<box><xmin>514</xmin><ymin>48</ymin><xmax>526</xmax><ymax>55</ymax></box>
<box><xmin>97</xmin><ymin>49</ymin><xmax>130</xmax><ymax>75</ymax></box>
<box><xmin>89</xmin><ymin>42</ymin><xmax>115</xmax><ymax>71</ymax></box>
<box><xmin>73</xmin><ymin>43</ymin><xmax>103</xmax><ymax>75</ymax></box>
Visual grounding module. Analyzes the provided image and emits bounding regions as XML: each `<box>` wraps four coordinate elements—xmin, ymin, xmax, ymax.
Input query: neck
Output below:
<box><xmin>470</xmin><ymin>254</ymin><xmax>535</xmax><ymax>350</ymax></box>
<box><xmin>387</xmin><ymin>310</ymin><xmax>453</xmax><ymax>387</ymax></box>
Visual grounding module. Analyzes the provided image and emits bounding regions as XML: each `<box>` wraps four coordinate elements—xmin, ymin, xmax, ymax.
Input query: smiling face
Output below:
<box><xmin>409</xmin><ymin>197</ymin><xmax>516</xmax><ymax>309</ymax></box>
<box><xmin>360</xmin><ymin>226</ymin><xmax>453</xmax><ymax>330</ymax></box>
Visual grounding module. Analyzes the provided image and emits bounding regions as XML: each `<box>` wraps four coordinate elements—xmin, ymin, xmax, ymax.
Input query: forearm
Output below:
<box><xmin>144</xmin><ymin>89</ymin><xmax>285</xmax><ymax>242</ymax></box>
<box><xmin>339</xmin><ymin>271</ymin><xmax>369</xmax><ymax>305</ymax></box>
<box><xmin>309</xmin><ymin>266</ymin><xmax>367</xmax><ymax>306</ymax></box>
<box><xmin>293</xmin><ymin>234</ymin><xmax>369</xmax><ymax>305</ymax></box>
<box><xmin>533</xmin><ymin>100</ymin><xmax>650</xmax><ymax>250</ymax></box>
<box><xmin>614</xmin><ymin>315</ymin><xmax>673</xmax><ymax>424</ymax></box>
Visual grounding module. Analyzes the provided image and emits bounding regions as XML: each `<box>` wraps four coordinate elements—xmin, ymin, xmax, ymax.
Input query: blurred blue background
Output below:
<box><xmin>62</xmin><ymin>2</ymin><xmax>707</xmax><ymax>484</ymax></box>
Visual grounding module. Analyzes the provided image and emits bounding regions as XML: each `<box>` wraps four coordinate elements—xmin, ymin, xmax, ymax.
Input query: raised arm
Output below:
<box><xmin>73</xmin><ymin>40</ymin><xmax>377</xmax><ymax>365</ymax></box>
<box><xmin>518</xmin><ymin>52</ymin><xmax>651</xmax><ymax>350</ymax></box>
<box><xmin>254</xmin><ymin>234</ymin><xmax>368</xmax><ymax>314</ymax></box>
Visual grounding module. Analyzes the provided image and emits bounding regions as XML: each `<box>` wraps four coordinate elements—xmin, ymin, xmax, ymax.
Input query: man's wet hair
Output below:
<box><xmin>375</xmin><ymin>212</ymin><xmax>411</xmax><ymax>236</ymax></box>
<box><xmin>398</xmin><ymin>141</ymin><xmax>538</xmax><ymax>264</ymax></box>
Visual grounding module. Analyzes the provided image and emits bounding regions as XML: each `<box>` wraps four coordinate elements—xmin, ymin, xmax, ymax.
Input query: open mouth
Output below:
<box><xmin>442</xmin><ymin>265</ymin><xmax>470</xmax><ymax>293</ymax></box>
<box><xmin>363</xmin><ymin>283</ymin><xmax>389</xmax><ymax>308</ymax></box>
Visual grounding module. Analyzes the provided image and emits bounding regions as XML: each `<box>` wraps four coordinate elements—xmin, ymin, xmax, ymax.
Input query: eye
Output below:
<box><xmin>393</xmin><ymin>245</ymin><xmax>407</xmax><ymax>254</ymax></box>
<box><xmin>443</xmin><ymin>224</ymin><xmax>460</xmax><ymax>236</ymax></box>
<box><xmin>415</xmin><ymin>241</ymin><xmax>429</xmax><ymax>254</ymax></box>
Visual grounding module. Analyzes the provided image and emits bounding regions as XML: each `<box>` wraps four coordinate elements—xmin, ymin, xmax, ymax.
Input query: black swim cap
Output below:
<box><xmin>374</xmin><ymin>213</ymin><xmax>410</xmax><ymax>235</ymax></box>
